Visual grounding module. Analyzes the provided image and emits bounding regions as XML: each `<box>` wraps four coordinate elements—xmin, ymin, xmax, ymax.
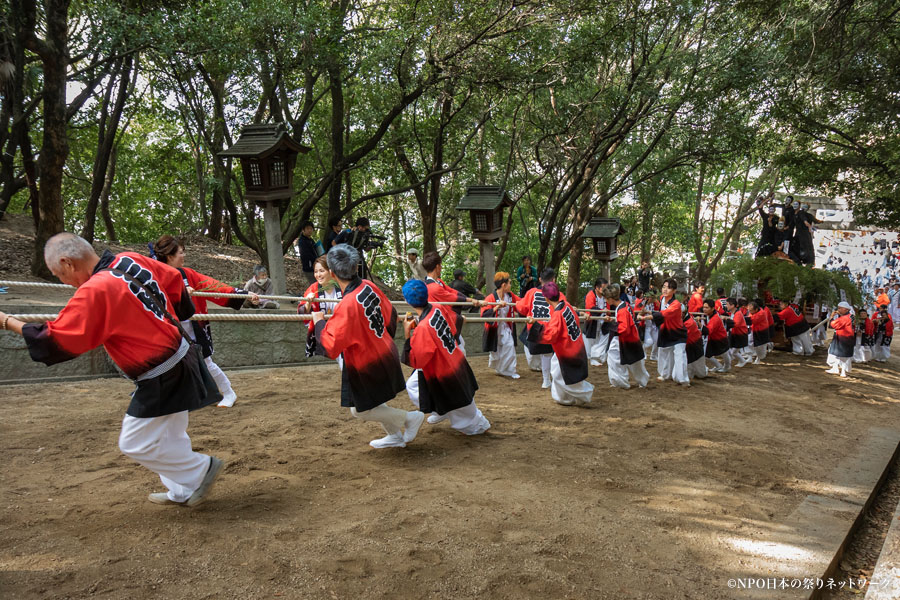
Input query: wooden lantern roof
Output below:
<box><xmin>581</xmin><ymin>217</ymin><xmax>626</xmax><ymax>239</ymax></box>
<box><xmin>456</xmin><ymin>186</ymin><xmax>513</xmax><ymax>211</ymax></box>
<box><xmin>218</xmin><ymin>123</ymin><xmax>310</xmax><ymax>159</ymax></box>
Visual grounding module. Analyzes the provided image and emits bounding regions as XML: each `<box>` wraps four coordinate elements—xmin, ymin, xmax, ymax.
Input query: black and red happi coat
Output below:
<box><xmin>480</xmin><ymin>291</ymin><xmax>519</xmax><ymax>353</ymax></box>
<box><xmin>527</xmin><ymin>300</ymin><xmax>588</xmax><ymax>384</ymax></box>
<box><xmin>515</xmin><ymin>287</ymin><xmax>567</xmax><ymax>355</ymax></box>
<box><xmin>315</xmin><ymin>278</ymin><xmax>406</xmax><ymax>411</ymax></box>
<box><xmin>179</xmin><ymin>266</ymin><xmax>246</xmax><ymax>358</ymax></box>
<box><xmin>877</xmin><ymin>315</ymin><xmax>894</xmax><ymax>346</ymax></box>
<box><xmin>22</xmin><ymin>251</ymin><xmax>218</xmax><ymax>417</ymax></box>
<box><xmin>828</xmin><ymin>314</ymin><xmax>856</xmax><ymax>358</ymax></box>
<box><xmin>727</xmin><ymin>310</ymin><xmax>749</xmax><ymax>349</ymax></box>
<box><xmin>613</xmin><ymin>302</ymin><xmax>645</xmax><ymax>365</ymax></box>
<box><xmin>652</xmin><ymin>297</ymin><xmax>687</xmax><ymax>347</ymax></box>
<box><xmin>703</xmin><ymin>313</ymin><xmax>730</xmax><ymax>357</ymax></box>
<box><xmin>402</xmin><ymin>304</ymin><xmax>478</xmax><ymax>416</ymax></box>
<box><xmin>582</xmin><ymin>289</ymin><xmax>604</xmax><ymax>339</ymax></box>
<box><xmin>777</xmin><ymin>305</ymin><xmax>810</xmax><ymax>338</ymax></box>
<box><xmin>750</xmin><ymin>310</ymin><xmax>771</xmax><ymax>347</ymax></box>
<box><xmin>683</xmin><ymin>314</ymin><xmax>705</xmax><ymax>363</ymax></box>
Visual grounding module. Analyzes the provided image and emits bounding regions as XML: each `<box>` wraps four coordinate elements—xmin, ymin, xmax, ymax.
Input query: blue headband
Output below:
<box><xmin>402</xmin><ymin>279</ymin><xmax>429</xmax><ymax>308</ymax></box>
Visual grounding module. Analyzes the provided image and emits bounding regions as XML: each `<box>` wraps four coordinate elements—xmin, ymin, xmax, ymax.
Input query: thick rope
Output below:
<box><xmin>0</xmin><ymin>281</ymin><xmax>503</xmax><ymax>307</ymax></box>
<box><xmin>7</xmin><ymin>313</ymin><xmax>547</xmax><ymax>324</ymax></box>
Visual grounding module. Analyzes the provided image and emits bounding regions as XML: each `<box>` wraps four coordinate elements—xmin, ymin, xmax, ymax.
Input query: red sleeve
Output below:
<box><xmin>585</xmin><ymin>292</ymin><xmax>597</xmax><ymax>310</ymax></box>
<box><xmin>184</xmin><ymin>267</ymin><xmax>242</xmax><ymax>309</ymax></box>
<box><xmin>30</xmin><ymin>281</ymin><xmax>111</xmax><ymax>359</ymax></box>
<box><xmin>317</xmin><ymin>303</ymin><xmax>354</xmax><ymax>359</ymax></box>
<box><xmin>515</xmin><ymin>290</ymin><xmax>533</xmax><ymax>317</ymax></box>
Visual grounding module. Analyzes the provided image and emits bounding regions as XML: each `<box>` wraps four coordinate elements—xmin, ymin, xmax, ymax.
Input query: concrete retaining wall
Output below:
<box><xmin>0</xmin><ymin>303</ymin><xmax>494</xmax><ymax>383</ymax></box>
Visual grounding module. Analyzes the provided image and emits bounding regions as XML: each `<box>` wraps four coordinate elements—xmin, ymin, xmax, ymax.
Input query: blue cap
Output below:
<box><xmin>402</xmin><ymin>279</ymin><xmax>429</xmax><ymax>308</ymax></box>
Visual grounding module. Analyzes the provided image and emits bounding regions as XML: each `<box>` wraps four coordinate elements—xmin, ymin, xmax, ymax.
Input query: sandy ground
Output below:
<box><xmin>1</xmin><ymin>344</ymin><xmax>899</xmax><ymax>600</ymax></box>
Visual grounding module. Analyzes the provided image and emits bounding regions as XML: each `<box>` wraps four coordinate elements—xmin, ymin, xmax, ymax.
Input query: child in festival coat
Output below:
<box><xmin>602</xmin><ymin>284</ymin><xmax>650</xmax><ymax>389</ymax></box>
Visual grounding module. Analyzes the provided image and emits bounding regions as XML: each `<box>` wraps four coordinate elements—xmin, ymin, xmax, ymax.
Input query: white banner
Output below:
<box><xmin>793</xmin><ymin>277</ymin><xmax>802</xmax><ymax>303</ymax></box>
<box><xmin>731</xmin><ymin>282</ymin><xmax>743</xmax><ymax>298</ymax></box>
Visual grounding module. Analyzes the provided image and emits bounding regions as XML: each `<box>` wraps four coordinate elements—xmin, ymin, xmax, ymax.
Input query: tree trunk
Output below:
<box><xmin>28</xmin><ymin>0</ymin><xmax>71</xmax><ymax>278</ymax></box>
<box><xmin>83</xmin><ymin>55</ymin><xmax>132</xmax><ymax>243</ymax></box>
<box><xmin>327</xmin><ymin>63</ymin><xmax>344</xmax><ymax>220</ymax></box>
<box><xmin>99</xmin><ymin>143</ymin><xmax>118</xmax><ymax>242</ymax></box>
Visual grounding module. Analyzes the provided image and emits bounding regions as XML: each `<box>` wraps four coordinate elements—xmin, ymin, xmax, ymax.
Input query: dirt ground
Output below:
<box><xmin>1</xmin><ymin>343</ymin><xmax>899</xmax><ymax>599</ymax></box>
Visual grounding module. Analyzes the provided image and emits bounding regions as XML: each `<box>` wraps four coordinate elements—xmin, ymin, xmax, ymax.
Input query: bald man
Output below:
<box><xmin>0</xmin><ymin>233</ymin><xmax>225</xmax><ymax>507</ymax></box>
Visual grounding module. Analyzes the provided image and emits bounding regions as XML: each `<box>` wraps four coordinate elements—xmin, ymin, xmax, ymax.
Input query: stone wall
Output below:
<box><xmin>0</xmin><ymin>303</ymin><xmax>495</xmax><ymax>383</ymax></box>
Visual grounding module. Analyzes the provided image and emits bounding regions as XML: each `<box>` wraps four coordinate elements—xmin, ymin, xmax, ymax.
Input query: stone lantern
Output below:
<box><xmin>581</xmin><ymin>217</ymin><xmax>626</xmax><ymax>280</ymax></box>
<box><xmin>219</xmin><ymin>123</ymin><xmax>310</xmax><ymax>294</ymax></box>
<box><xmin>456</xmin><ymin>185</ymin><xmax>513</xmax><ymax>294</ymax></box>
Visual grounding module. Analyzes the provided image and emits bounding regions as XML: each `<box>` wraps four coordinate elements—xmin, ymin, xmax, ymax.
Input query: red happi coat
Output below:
<box><xmin>683</xmin><ymin>314</ymin><xmax>705</xmax><ymax>363</ymax></box>
<box><xmin>613</xmin><ymin>301</ymin><xmax>645</xmax><ymax>365</ymax></box>
<box><xmin>515</xmin><ymin>287</ymin><xmax>567</xmax><ymax>355</ymax></box>
<box><xmin>527</xmin><ymin>299</ymin><xmax>588</xmax><ymax>384</ymax></box>
<box><xmin>877</xmin><ymin>314</ymin><xmax>894</xmax><ymax>346</ymax></box>
<box><xmin>861</xmin><ymin>317</ymin><xmax>875</xmax><ymax>346</ymax></box>
<box><xmin>777</xmin><ymin>305</ymin><xmax>810</xmax><ymax>337</ymax></box>
<box><xmin>402</xmin><ymin>304</ymin><xmax>478</xmax><ymax>416</ymax></box>
<box><xmin>750</xmin><ymin>310</ymin><xmax>770</xmax><ymax>346</ymax></box>
<box><xmin>480</xmin><ymin>291</ymin><xmax>519</xmax><ymax>352</ymax></box>
<box><xmin>652</xmin><ymin>297</ymin><xmax>687</xmax><ymax>347</ymax></box>
<box><xmin>715</xmin><ymin>297</ymin><xmax>728</xmax><ymax>315</ymax></box>
<box><xmin>688</xmin><ymin>292</ymin><xmax>704</xmax><ymax>315</ymax></box>
<box><xmin>22</xmin><ymin>251</ymin><xmax>218</xmax><ymax>417</ymax></box>
<box><xmin>728</xmin><ymin>310</ymin><xmax>749</xmax><ymax>348</ymax></box>
<box><xmin>829</xmin><ymin>313</ymin><xmax>856</xmax><ymax>358</ymax></box>
<box><xmin>299</xmin><ymin>281</ymin><xmax>342</xmax><ymax>356</ymax></box>
<box><xmin>178</xmin><ymin>266</ymin><xmax>246</xmax><ymax>357</ymax></box>
<box><xmin>582</xmin><ymin>289</ymin><xmax>604</xmax><ymax>339</ymax></box>
<box><xmin>425</xmin><ymin>276</ymin><xmax>466</xmax><ymax>310</ymax></box>
<box><xmin>315</xmin><ymin>278</ymin><xmax>405</xmax><ymax>411</ymax></box>
<box><xmin>765</xmin><ymin>306</ymin><xmax>776</xmax><ymax>340</ymax></box>
<box><xmin>703</xmin><ymin>312</ymin><xmax>730</xmax><ymax>357</ymax></box>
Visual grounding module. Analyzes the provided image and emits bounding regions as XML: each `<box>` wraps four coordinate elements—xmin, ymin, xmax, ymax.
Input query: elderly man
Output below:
<box><xmin>0</xmin><ymin>233</ymin><xmax>224</xmax><ymax>507</ymax></box>
<box><xmin>312</xmin><ymin>244</ymin><xmax>424</xmax><ymax>449</ymax></box>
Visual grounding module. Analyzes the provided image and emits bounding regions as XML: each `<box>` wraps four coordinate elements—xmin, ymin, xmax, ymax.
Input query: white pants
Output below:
<box><xmin>549</xmin><ymin>355</ymin><xmax>594</xmax><ymax>405</ymax></box>
<box><xmin>657</xmin><ymin>343</ymin><xmax>689</xmax><ymax>384</ymax></box>
<box><xmin>606</xmin><ymin>336</ymin><xmax>650</xmax><ymax>389</ymax></box>
<box><xmin>730</xmin><ymin>346</ymin><xmax>752</xmax><ymax>366</ymax></box>
<box><xmin>811</xmin><ymin>326</ymin><xmax>827</xmax><ymax>346</ymax></box>
<box><xmin>119</xmin><ymin>411</ymin><xmax>210</xmax><ymax>503</ymax></box>
<box><xmin>405</xmin><ymin>371</ymin><xmax>490</xmax><ymax>434</ymax></box>
<box><xmin>643</xmin><ymin>324</ymin><xmax>658</xmax><ymax>361</ymax></box>
<box><xmin>751</xmin><ymin>345</ymin><xmax>768</xmax><ymax>363</ymax></box>
<box><xmin>853</xmin><ymin>336</ymin><xmax>870</xmax><ymax>363</ymax></box>
<box><xmin>790</xmin><ymin>331</ymin><xmax>814</xmax><ymax>356</ymax></box>
<box><xmin>490</xmin><ymin>326</ymin><xmax>518</xmax><ymax>377</ymax></box>
<box><xmin>457</xmin><ymin>335</ymin><xmax>467</xmax><ymax>356</ymax></box>
<box><xmin>523</xmin><ymin>346</ymin><xmax>543</xmax><ymax>371</ymax></box>
<box><xmin>204</xmin><ymin>356</ymin><xmax>235</xmax><ymax>398</ymax></box>
<box><xmin>687</xmin><ymin>357</ymin><xmax>708</xmax><ymax>379</ymax></box>
<box><xmin>350</xmin><ymin>403</ymin><xmax>408</xmax><ymax>436</ymax></box>
<box><xmin>873</xmin><ymin>337</ymin><xmax>892</xmax><ymax>362</ymax></box>
<box><xmin>591</xmin><ymin>332</ymin><xmax>609</xmax><ymax>364</ymax></box>
<box><xmin>708</xmin><ymin>352</ymin><xmax>731</xmax><ymax>372</ymax></box>
<box><xmin>826</xmin><ymin>353</ymin><xmax>852</xmax><ymax>374</ymax></box>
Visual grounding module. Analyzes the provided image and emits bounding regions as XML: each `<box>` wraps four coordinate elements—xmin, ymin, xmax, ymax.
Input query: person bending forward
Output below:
<box><xmin>401</xmin><ymin>280</ymin><xmax>491</xmax><ymax>435</ymax></box>
<box><xmin>312</xmin><ymin>245</ymin><xmax>425</xmax><ymax>449</ymax></box>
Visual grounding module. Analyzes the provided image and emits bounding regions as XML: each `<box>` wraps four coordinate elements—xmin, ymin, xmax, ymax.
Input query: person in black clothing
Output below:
<box><xmin>449</xmin><ymin>269</ymin><xmax>484</xmax><ymax>309</ymax></box>
<box><xmin>324</xmin><ymin>216</ymin><xmax>342</xmax><ymax>252</ymax></box>
<box><xmin>297</xmin><ymin>220</ymin><xmax>318</xmax><ymax>286</ymax></box>
<box><xmin>637</xmin><ymin>262</ymin><xmax>653</xmax><ymax>293</ymax></box>
<box><xmin>334</xmin><ymin>217</ymin><xmax>373</xmax><ymax>278</ymax></box>
<box><xmin>793</xmin><ymin>203</ymin><xmax>819</xmax><ymax>266</ymax></box>
<box><xmin>756</xmin><ymin>202</ymin><xmax>779</xmax><ymax>257</ymax></box>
